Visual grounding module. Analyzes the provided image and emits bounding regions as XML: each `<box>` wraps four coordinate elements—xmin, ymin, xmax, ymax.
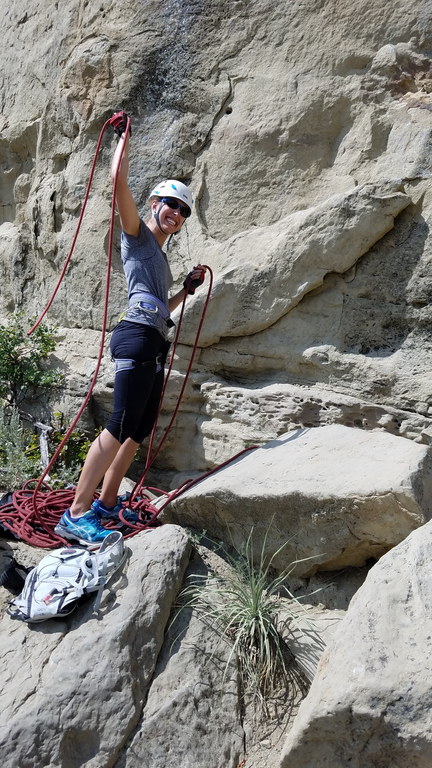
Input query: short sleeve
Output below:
<box><xmin>121</xmin><ymin>220</ymin><xmax>156</xmax><ymax>261</ymax></box>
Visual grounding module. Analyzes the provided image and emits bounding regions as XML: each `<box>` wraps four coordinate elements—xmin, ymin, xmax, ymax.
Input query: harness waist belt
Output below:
<box><xmin>128</xmin><ymin>293</ymin><xmax>174</xmax><ymax>328</ymax></box>
<box><xmin>130</xmin><ymin>293</ymin><xmax>170</xmax><ymax>318</ymax></box>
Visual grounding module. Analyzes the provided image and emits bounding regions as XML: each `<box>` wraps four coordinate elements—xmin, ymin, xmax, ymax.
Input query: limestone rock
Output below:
<box><xmin>1</xmin><ymin>3</ymin><xmax>432</xmax><ymax>766</ymax></box>
<box><xmin>0</xmin><ymin>525</ymin><xmax>191</xmax><ymax>768</ymax></box>
<box><xmin>122</xmin><ymin>552</ymin><xmax>244</xmax><ymax>768</ymax></box>
<box><xmin>279</xmin><ymin>520</ymin><xmax>432</xmax><ymax>768</ymax></box>
<box><xmin>165</xmin><ymin>425</ymin><xmax>432</xmax><ymax>575</ymax></box>
<box><xmin>179</xmin><ymin>181</ymin><xmax>411</xmax><ymax>346</ymax></box>
<box><xmin>1</xmin><ymin>1</ymin><xmax>432</xmax><ymax>478</ymax></box>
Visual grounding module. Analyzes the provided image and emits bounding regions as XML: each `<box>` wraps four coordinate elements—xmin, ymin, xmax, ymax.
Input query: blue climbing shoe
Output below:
<box><xmin>91</xmin><ymin>497</ymin><xmax>139</xmax><ymax>525</ymax></box>
<box><xmin>54</xmin><ymin>508</ymin><xmax>112</xmax><ymax>544</ymax></box>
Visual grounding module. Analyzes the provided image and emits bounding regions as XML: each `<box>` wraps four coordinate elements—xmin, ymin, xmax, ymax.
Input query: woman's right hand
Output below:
<box><xmin>109</xmin><ymin>110</ymin><xmax>131</xmax><ymax>138</ymax></box>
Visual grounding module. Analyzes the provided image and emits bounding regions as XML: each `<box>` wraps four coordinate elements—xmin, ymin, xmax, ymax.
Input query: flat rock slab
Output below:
<box><xmin>167</xmin><ymin>425</ymin><xmax>432</xmax><ymax>575</ymax></box>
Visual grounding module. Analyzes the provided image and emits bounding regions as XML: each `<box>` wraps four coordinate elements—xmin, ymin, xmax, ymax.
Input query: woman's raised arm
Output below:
<box><xmin>111</xmin><ymin>131</ymin><xmax>140</xmax><ymax>237</ymax></box>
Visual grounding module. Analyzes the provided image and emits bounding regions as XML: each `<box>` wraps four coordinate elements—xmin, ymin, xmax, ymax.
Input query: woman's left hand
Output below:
<box><xmin>183</xmin><ymin>265</ymin><xmax>207</xmax><ymax>294</ymax></box>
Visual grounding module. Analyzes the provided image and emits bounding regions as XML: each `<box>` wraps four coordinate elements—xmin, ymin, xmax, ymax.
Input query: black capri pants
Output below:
<box><xmin>107</xmin><ymin>320</ymin><xmax>170</xmax><ymax>444</ymax></box>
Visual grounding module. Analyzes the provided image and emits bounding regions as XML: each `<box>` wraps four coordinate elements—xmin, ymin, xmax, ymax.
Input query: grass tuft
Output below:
<box><xmin>176</xmin><ymin>526</ymin><xmax>312</xmax><ymax>712</ymax></box>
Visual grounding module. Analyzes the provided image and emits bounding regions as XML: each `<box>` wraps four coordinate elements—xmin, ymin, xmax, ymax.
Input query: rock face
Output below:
<box><xmin>1</xmin><ymin>1</ymin><xmax>432</xmax><ymax>480</ymax></box>
<box><xmin>279</xmin><ymin>520</ymin><xmax>432</xmax><ymax>768</ymax></box>
<box><xmin>166</xmin><ymin>424</ymin><xmax>432</xmax><ymax>574</ymax></box>
<box><xmin>180</xmin><ymin>181</ymin><xmax>411</xmax><ymax>345</ymax></box>
<box><xmin>0</xmin><ymin>526</ymin><xmax>243</xmax><ymax>768</ymax></box>
<box><xmin>122</xmin><ymin>553</ymin><xmax>243</xmax><ymax>768</ymax></box>
<box><xmin>1</xmin><ymin>3</ymin><xmax>432</xmax><ymax>766</ymax></box>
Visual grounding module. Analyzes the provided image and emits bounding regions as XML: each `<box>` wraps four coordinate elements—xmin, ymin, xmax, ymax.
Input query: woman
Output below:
<box><xmin>55</xmin><ymin>117</ymin><xmax>206</xmax><ymax>544</ymax></box>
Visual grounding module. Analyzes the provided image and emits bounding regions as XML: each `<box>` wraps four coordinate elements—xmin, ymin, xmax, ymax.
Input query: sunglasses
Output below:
<box><xmin>161</xmin><ymin>197</ymin><xmax>191</xmax><ymax>219</ymax></box>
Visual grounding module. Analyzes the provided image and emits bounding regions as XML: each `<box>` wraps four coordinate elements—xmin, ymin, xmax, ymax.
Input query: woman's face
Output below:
<box><xmin>151</xmin><ymin>198</ymin><xmax>187</xmax><ymax>235</ymax></box>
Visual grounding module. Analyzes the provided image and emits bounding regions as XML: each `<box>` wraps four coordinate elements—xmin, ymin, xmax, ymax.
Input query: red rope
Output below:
<box><xmin>27</xmin><ymin>116</ymin><xmax>129</xmax><ymax>509</ymax></box>
<box><xmin>27</xmin><ymin>115</ymin><xmax>122</xmax><ymax>337</ymax></box>
<box><xmin>128</xmin><ymin>265</ymin><xmax>214</xmax><ymax>506</ymax></box>
<box><xmin>119</xmin><ymin>444</ymin><xmax>259</xmax><ymax>533</ymax></box>
<box><xmin>0</xmin><ymin>115</ymin><xmax>256</xmax><ymax>548</ymax></box>
<box><xmin>0</xmin><ymin>483</ymin><xmax>164</xmax><ymax>547</ymax></box>
<box><xmin>0</xmin><ymin>115</ymin><xmax>220</xmax><ymax>547</ymax></box>
<box><xmin>0</xmin><ymin>116</ymin><xmax>146</xmax><ymax>547</ymax></box>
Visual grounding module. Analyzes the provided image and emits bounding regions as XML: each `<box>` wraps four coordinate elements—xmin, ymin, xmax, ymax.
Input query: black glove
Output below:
<box><xmin>109</xmin><ymin>110</ymin><xmax>131</xmax><ymax>137</ymax></box>
<box><xmin>183</xmin><ymin>265</ymin><xmax>206</xmax><ymax>295</ymax></box>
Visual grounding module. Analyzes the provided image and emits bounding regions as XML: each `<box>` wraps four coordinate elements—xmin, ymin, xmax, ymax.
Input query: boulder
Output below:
<box><xmin>279</xmin><ymin>519</ymin><xmax>432</xmax><ymax>768</ymax></box>
<box><xmin>166</xmin><ymin>424</ymin><xmax>432</xmax><ymax>575</ymax></box>
<box><xmin>122</xmin><ymin>551</ymin><xmax>244</xmax><ymax>768</ymax></box>
<box><xmin>0</xmin><ymin>525</ymin><xmax>191</xmax><ymax>768</ymax></box>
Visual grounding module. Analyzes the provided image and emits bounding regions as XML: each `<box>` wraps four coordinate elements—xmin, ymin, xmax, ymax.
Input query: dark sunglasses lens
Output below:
<box><xmin>162</xmin><ymin>197</ymin><xmax>191</xmax><ymax>219</ymax></box>
<box><xmin>162</xmin><ymin>197</ymin><xmax>178</xmax><ymax>210</ymax></box>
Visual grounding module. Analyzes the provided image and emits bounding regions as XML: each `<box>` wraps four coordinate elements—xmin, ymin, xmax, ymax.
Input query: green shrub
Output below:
<box><xmin>24</xmin><ymin>412</ymin><xmax>94</xmax><ymax>488</ymax></box>
<box><xmin>0</xmin><ymin>316</ymin><xmax>91</xmax><ymax>491</ymax></box>
<box><xmin>0</xmin><ymin>406</ymin><xmax>40</xmax><ymax>490</ymax></box>
<box><xmin>0</xmin><ymin>313</ymin><xmax>63</xmax><ymax>408</ymax></box>
<box><xmin>0</xmin><ymin>407</ymin><xmax>94</xmax><ymax>491</ymax></box>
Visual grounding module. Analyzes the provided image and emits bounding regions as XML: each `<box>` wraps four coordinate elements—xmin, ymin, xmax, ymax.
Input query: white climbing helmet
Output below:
<box><xmin>148</xmin><ymin>179</ymin><xmax>193</xmax><ymax>211</ymax></box>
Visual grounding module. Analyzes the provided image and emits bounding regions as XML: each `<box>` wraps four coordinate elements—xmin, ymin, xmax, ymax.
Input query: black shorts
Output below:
<box><xmin>106</xmin><ymin>321</ymin><xmax>170</xmax><ymax>444</ymax></box>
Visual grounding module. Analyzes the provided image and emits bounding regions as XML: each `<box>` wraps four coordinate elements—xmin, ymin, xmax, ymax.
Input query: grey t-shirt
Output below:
<box><xmin>121</xmin><ymin>219</ymin><xmax>173</xmax><ymax>338</ymax></box>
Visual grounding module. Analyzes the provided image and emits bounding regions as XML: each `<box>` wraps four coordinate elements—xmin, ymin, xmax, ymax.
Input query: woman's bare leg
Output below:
<box><xmin>69</xmin><ymin>429</ymin><xmax>121</xmax><ymax>517</ymax></box>
<box><xmin>98</xmin><ymin>437</ymin><xmax>140</xmax><ymax>508</ymax></box>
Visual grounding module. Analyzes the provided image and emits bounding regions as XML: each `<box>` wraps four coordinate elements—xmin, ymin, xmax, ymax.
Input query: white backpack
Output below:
<box><xmin>8</xmin><ymin>531</ymin><xmax>126</xmax><ymax>622</ymax></box>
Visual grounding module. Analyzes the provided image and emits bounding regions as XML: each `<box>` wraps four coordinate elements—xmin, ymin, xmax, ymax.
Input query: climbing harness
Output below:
<box><xmin>113</xmin><ymin>355</ymin><xmax>164</xmax><ymax>375</ymax></box>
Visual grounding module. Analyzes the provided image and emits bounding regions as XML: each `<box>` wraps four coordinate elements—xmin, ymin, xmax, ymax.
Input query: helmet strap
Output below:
<box><xmin>151</xmin><ymin>199</ymin><xmax>186</xmax><ymax>248</ymax></box>
<box><xmin>153</xmin><ymin>202</ymin><xmax>165</xmax><ymax>234</ymax></box>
